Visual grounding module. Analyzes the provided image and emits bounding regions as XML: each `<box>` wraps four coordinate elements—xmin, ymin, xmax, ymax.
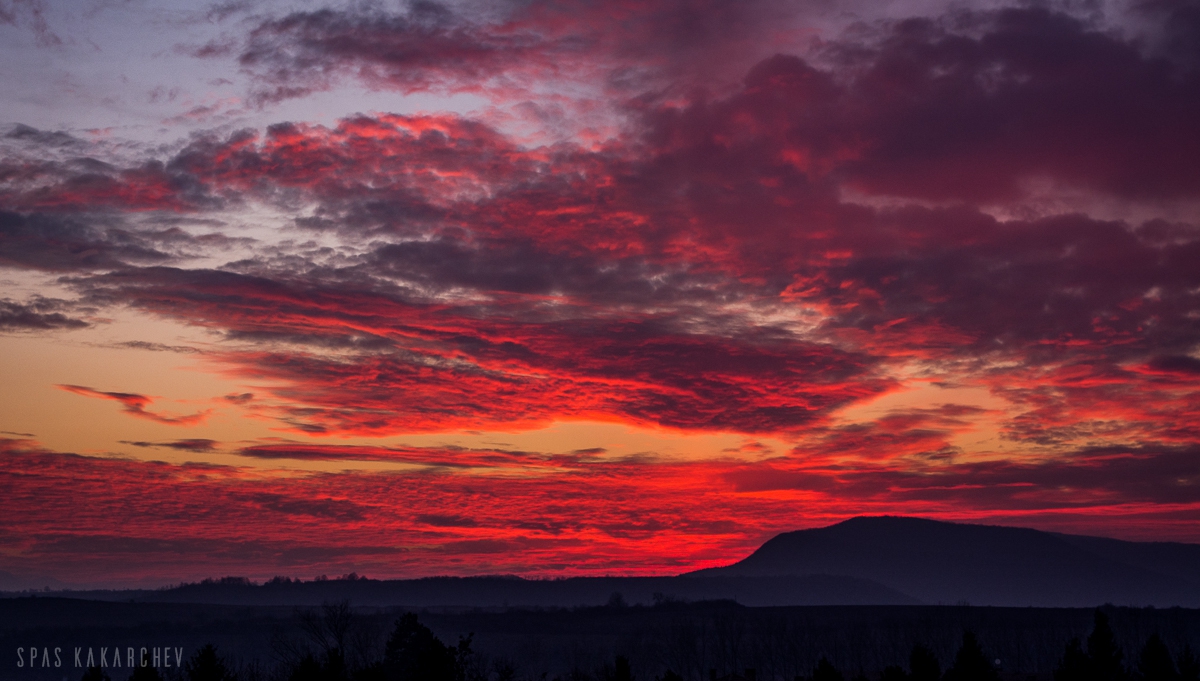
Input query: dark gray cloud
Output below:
<box><xmin>0</xmin><ymin>212</ymin><xmax>174</xmax><ymax>271</ymax></box>
<box><xmin>0</xmin><ymin>296</ymin><xmax>89</xmax><ymax>331</ymax></box>
<box><xmin>5</xmin><ymin>124</ymin><xmax>82</xmax><ymax>148</ymax></box>
<box><xmin>110</xmin><ymin>340</ymin><xmax>201</xmax><ymax>353</ymax></box>
<box><xmin>238</xmin><ymin>2</ymin><xmax>547</xmax><ymax>104</ymax></box>
<box><xmin>121</xmin><ymin>439</ymin><xmax>220</xmax><ymax>453</ymax></box>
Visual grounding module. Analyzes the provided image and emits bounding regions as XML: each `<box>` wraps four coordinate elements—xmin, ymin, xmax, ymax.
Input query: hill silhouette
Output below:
<box><xmin>688</xmin><ymin>516</ymin><xmax>1200</xmax><ymax>607</ymax></box>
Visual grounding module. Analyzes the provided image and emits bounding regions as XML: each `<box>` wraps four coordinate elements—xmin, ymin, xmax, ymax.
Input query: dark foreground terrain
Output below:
<box><xmin>6</xmin><ymin>518</ymin><xmax>1200</xmax><ymax>680</ymax></box>
<box><xmin>3</xmin><ymin>598</ymin><xmax>1199</xmax><ymax>681</ymax></box>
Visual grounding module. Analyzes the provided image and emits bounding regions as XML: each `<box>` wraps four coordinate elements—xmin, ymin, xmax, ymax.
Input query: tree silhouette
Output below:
<box><xmin>383</xmin><ymin>613</ymin><xmax>456</xmax><ymax>681</ymax></box>
<box><xmin>1088</xmin><ymin>611</ymin><xmax>1127</xmax><ymax>681</ymax></box>
<box><xmin>449</xmin><ymin>633</ymin><xmax>483</xmax><ymax>681</ymax></box>
<box><xmin>81</xmin><ymin>666</ymin><xmax>111</xmax><ymax>681</ymax></box>
<box><xmin>186</xmin><ymin>644</ymin><xmax>234</xmax><ymax>681</ymax></box>
<box><xmin>287</xmin><ymin>654</ymin><xmax>326</xmax><ymax>681</ymax></box>
<box><xmin>909</xmin><ymin>644</ymin><xmax>941</xmax><ymax>681</ymax></box>
<box><xmin>1056</xmin><ymin>610</ymin><xmax>1128</xmax><ymax>681</ymax></box>
<box><xmin>1055</xmin><ymin>638</ymin><xmax>1090</xmax><ymax>681</ymax></box>
<box><xmin>493</xmin><ymin>658</ymin><xmax>517</xmax><ymax>681</ymax></box>
<box><xmin>1137</xmin><ymin>634</ymin><xmax>1178</xmax><ymax>681</ymax></box>
<box><xmin>812</xmin><ymin>657</ymin><xmax>845</xmax><ymax>681</ymax></box>
<box><xmin>298</xmin><ymin>602</ymin><xmax>354</xmax><ymax>675</ymax></box>
<box><xmin>275</xmin><ymin>601</ymin><xmax>379</xmax><ymax>681</ymax></box>
<box><xmin>612</xmin><ymin>656</ymin><xmax>633</xmax><ymax>681</ymax></box>
<box><xmin>880</xmin><ymin>665</ymin><xmax>907</xmax><ymax>681</ymax></box>
<box><xmin>657</xmin><ymin>671</ymin><xmax>684</xmax><ymax>681</ymax></box>
<box><xmin>944</xmin><ymin>631</ymin><xmax>999</xmax><ymax>681</ymax></box>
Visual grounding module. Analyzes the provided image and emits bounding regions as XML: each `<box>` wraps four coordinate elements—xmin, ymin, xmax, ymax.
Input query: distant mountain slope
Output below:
<box><xmin>688</xmin><ymin>516</ymin><xmax>1200</xmax><ymax>607</ymax></box>
<box><xmin>1052</xmin><ymin>532</ymin><xmax>1200</xmax><ymax>585</ymax></box>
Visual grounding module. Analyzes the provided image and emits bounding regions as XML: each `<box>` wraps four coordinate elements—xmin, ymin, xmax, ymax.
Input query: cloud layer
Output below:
<box><xmin>1</xmin><ymin>435</ymin><xmax>1196</xmax><ymax>584</ymax></box>
<box><xmin>1</xmin><ymin>0</ymin><xmax>1198</xmax><ymax>583</ymax></box>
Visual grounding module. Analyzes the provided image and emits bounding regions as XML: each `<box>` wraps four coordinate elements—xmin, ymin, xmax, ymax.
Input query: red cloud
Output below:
<box><xmin>3</xmin><ymin>97</ymin><xmax>1190</xmax><ymax>443</ymax></box>
<box><xmin>223</xmin><ymin>4</ymin><xmax>1200</xmax><ymax>202</ymax></box>
<box><xmin>1</xmin><ymin>437</ymin><xmax>1197</xmax><ymax>585</ymax></box>
<box><xmin>71</xmin><ymin>263</ymin><xmax>892</xmax><ymax>434</ymax></box>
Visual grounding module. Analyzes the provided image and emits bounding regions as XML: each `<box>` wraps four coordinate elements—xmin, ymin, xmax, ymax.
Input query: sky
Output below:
<box><xmin>1</xmin><ymin>0</ymin><xmax>1199</xmax><ymax>589</ymax></box>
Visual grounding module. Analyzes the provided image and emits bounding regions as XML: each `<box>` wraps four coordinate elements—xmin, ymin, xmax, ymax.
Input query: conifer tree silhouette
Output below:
<box><xmin>186</xmin><ymin>644</ymin><xmax>233</xmax><ymax>681</ymax></box>
<box><xmin>944</xmin><ymin>631</ymin><xmax>999</xmax><ymax>681</ymax></box>
<box><xmin>1137</xmin><ymin>634</ymin><xmax>1177</xmax><ymax>681</ymax></box>
<box><xmin>880</xmin><ymin>664</ymin><xmax>907</xmax><ymax>681</ymax></box>
<box><xmin>1057</xmin><ymin>610</ymin><xmax>1128</xmax><ymax>681</ymax></box>
<box><xmin>1088</xmin><ymin>611</ymin><xmax>1127</xmax><ymax>681</ymax></box>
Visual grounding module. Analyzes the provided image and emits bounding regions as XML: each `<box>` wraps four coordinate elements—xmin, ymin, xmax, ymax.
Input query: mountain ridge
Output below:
<box><xmin>688</xmin><ymin>516</ymin><xmax>1200</xmax><ymax>607</ymax></box>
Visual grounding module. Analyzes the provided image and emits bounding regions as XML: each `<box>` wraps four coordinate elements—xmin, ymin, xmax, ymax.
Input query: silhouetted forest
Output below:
<box><xmin>15</xmin><ymin>603</ymin><xmax>1199</xmax><ymax>681</ymax></box>
<box><xmin>18</xmin><ymin>574</ymin><xmax>918</xmax><ymax>608</ymax></box>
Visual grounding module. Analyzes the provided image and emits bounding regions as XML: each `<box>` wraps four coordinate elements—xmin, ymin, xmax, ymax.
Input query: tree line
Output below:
<box><xmin>75</xmin><ymin>607</ymin><xmax>1200</xmax><ymax>681</ymax></box>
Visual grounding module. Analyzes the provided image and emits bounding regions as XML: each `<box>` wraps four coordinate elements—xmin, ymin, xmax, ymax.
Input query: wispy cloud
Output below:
<box><xmin>57</xmin><ymin>385</ymin><xmax>211</xmax><ymax>426</ymax></box>
<box><xmin>121</xmin><ymin>438</ymin><xmax>220</xmax><ymax>452</ymax></box>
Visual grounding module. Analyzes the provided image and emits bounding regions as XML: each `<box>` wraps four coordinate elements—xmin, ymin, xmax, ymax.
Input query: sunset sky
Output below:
<box><xmin>2</xmin><ymin>0</ymin><xmax>1199</xmax><ymax>589</ymax></box>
